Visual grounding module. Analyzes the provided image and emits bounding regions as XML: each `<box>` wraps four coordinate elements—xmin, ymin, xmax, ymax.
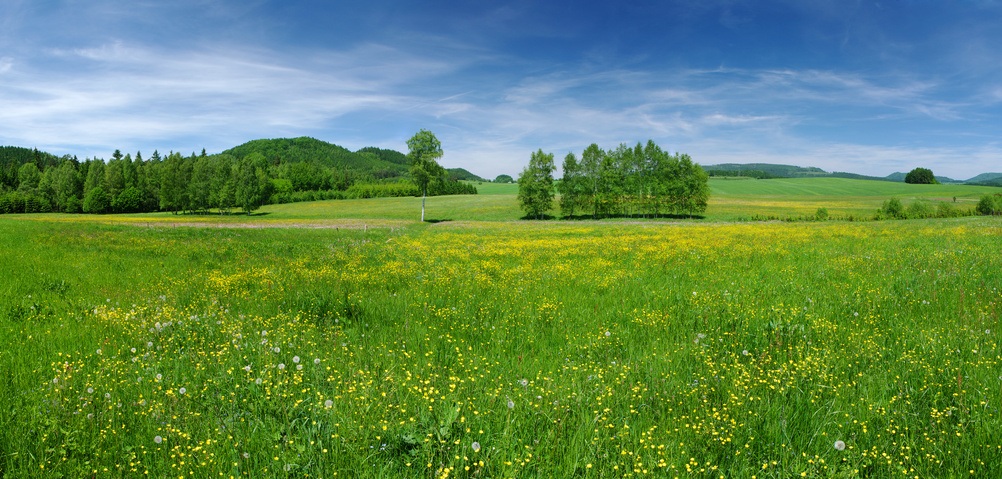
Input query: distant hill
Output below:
<box><xmin>965</xmin><ymin>172</ymin><xmax>1002</xmax><ymax>184</ymax></box>
<box><xmin>222</xmin><ymin>137</ymin><xmax>410</xmax><ymax>179</ymax></box>
<box><xmin>447</xmin><ymin>168</ymin><xmax>486</xmax><ymax>182</ymax></box>
<box><xmin>704</xmin><ymin>163</ymin><xmax>828</xmax><ymax>178</ymax></box>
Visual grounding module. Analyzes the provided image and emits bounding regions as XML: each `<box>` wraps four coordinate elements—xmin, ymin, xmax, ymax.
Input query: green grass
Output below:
<box><xmin>2</xmin><ymin>215</ymin><xmax>1001</xmax><ymax>477</ymax></box>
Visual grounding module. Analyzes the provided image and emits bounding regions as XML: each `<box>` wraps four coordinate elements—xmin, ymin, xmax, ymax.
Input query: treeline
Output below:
<box><xmin>0</xmin><ymin>146</ymin><xmax>475</xmax><ymax>215</ymax></box>
<box><xmin>706</xmin><ymin>169</ymin><xmax>777</xmax><ymax>179</ymax></box>
<box><xmin>557</xmin><ymin>141</ymin><xmax>709</xmax><ymax>218</ymax></box>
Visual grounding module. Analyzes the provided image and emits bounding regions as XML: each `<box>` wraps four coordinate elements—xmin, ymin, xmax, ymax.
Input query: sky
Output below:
<box><xmin>1</xmin><ymin>0</ymin><xmax>1001</xmax><ymax>180</ymax></box>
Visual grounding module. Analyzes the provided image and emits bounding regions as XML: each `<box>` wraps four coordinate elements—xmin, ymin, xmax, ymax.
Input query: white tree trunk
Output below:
<box><xmin>421</xmin><ymin>189</ymin><xmax>426</xmax><ymax>222</ymax></box>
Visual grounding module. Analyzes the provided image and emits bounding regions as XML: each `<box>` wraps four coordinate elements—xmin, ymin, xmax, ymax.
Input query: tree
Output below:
<box><xmin>82</xmin><ymin>186</ymin><xmax>111</xmax><ymax>214</ymax></box>
<box><xmin>494</xmin><ymin>174</ymin><xmax>514</xmax><ymax>184</ymax></box>
<box><xmin>905</xmin><ymin>167</ymin><xmax>937</xmax><ymax>184</ymax></box>
<box><xmin>558</xmin><ymin>152</ymin><xmax>585</xmax><ymax>217</ymax></box>
<box><xmin>406</xmin><ymin>129</ymin><xmax>445</xmax><ymax>222</ymax></box>
<box><xmin>976</xmin><ymin>194</ymin><xmax>1001</xmax><ymax>216</ymax></box>
<box><xmin>517</xmin><ymin>149</ymin><xmax>556</xmax><ymax>219</ymax></box>
<box><xmin>234</xmin><ymin>153</ymin><xmax>271</xmax><ymax>214</ymax></box>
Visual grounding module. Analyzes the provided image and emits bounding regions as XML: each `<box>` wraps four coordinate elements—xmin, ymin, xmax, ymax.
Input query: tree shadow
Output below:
<box><xmin>557</xmin><ymin>213</ymin><xmax>706</xmax><ymax>221</ymax></box>
<box><xmin>519</xmin><ymin>214</ymin><xmax>559</xmax><ymax>220</ymax></box>
<box><xmin>424</xmin><ymin>218</ymin><xmax>453</xmax><ymax>224</ymax></box>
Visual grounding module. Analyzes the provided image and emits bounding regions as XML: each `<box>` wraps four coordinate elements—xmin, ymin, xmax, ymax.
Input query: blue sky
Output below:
<box><xmin>1</xmin><ymin>1</ymin><xmax>1000</xmax><ymax>179</ymax></box>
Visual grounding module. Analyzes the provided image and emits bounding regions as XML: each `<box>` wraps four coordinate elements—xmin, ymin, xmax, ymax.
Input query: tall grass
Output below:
<box><xmin>1</xmin><ymin>216</ymin><xmax>1001</xmax><ymax>477</ymax></box>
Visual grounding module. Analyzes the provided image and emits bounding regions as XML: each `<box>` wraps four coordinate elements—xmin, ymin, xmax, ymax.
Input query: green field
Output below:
<box><xmin>2</xmin><ymin>179</ymin><xmax>1001</xmax><ymax>477</ymax></box>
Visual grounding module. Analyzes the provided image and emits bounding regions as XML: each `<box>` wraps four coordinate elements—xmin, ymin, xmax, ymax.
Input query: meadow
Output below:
<box><xmin>1</xmin><ymin>179</ymin><xmax>1001</xmax><ymax>478</ymax></box>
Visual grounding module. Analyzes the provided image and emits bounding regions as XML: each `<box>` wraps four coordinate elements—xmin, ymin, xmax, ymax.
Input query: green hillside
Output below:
<box><xmin>222</xmin><ymin>137</ymin><xmax>409</xmax><ymax>179</ymax></box>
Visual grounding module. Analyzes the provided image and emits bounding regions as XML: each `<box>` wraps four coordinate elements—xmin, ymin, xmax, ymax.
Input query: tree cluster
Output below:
<box><xmin>904</xmin><ymin>167</ymin><xmax>938</xmax><ymax>184</ymax></box>
<box><xmin>557</xmin><ymin>141</ymin><xmax>709</xmax><ymax>218</ymax></box>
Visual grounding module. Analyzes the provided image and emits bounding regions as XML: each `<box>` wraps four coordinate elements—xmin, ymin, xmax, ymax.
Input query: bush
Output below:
<box><xmin>814</xmin><ymin>207</ymin><xmax>829</xmax><ymax>221</ymax></box>
<box><xmin>906</xmin><ymin>201</ymin><xmax>934</xmax><ymax>219</ymax></box>
<box><xmin>880</xmin><ymin>198</ymin><xmax>905</xmax><ymax>219</ymax></box>
<box><xmin>64</xmin><ymin>195</ymin><xmax>82</xmax><ymax>214</ymax></box>
<box><xmin>976</xmin><ymin>194</ymin><xmax>1002</xmax><ymax>216</ymax></box>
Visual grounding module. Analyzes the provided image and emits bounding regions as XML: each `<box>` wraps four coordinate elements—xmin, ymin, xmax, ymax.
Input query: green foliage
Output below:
<box><xmin>445</xmin><ymin>168</ymin><xmax>485</xmax><ymax>182</ymax></box>
<box><xmin>406</xmin><ymin>129</ymin><xmax>445</xmax><ymax>221</ymax></box>
<box><xmin>112</xmin><ymin>187</ymin><xmax>144</xmax><ymax>213</ymax></box>
<box><xmin>814</xmin><ymin>207</ymin><xmax>829</xmax><ymax>221</ymax></box>
<box><xmin>517</xmin><ymin>149</ymin><xmax>556</xmax><ymax>219</ymax></box>
<box><xmin>559</xmin><ymin>140</ymin><xmax>709</xmax><ymax>219</ymax></box>
<box><xmin>880</xmin><ymin>198</ymin><xmax>905</xmax><ymax>219</ymax></box>
<box><xmin>976</xmin><ymin>194</ymin><xmax>1002</xmax><ymax>215</ymax></box>
<box><xmin>82</xmin><ymin>186</ymin><xmax>111</xmax><ymax>214</ymax></box>
<box><xmin>493</xmin><ymin>174</ymin><xmax>514</xmax><ymax>184</ymax></box>
<box><xmin>905</xmin><ymin>167</ymin><xmax>938</xmax><ymax>184</ymax></box>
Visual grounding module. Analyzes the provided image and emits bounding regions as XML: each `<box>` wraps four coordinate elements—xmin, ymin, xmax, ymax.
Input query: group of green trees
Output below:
<box><xmin>1</xmin><ymin>149</ymin><xmax>281</xmax><ymax>215</ymax></box>
<box><xmin>518</xmin><ymin>140</ymin><xmax>710</xmax><ymax>219</ymax></box>
<box><xmin>0</xmin><ymin>132</ymin><xmax>475</xmax><ymax>216</ymax></box>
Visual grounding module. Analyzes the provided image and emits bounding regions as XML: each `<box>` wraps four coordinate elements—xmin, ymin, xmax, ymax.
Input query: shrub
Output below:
<box><xmin>83</xmin><ymin>187</ymin><xmax>111</xmax><ymax>214</ymax></box>
<box><xmin>880</xmin><ymin>198</ymin><xmax>905</xmax><ymax>219</ymax></box>
<box><xmin>906</xmin><ymin>201</ymin><xmax>934</xmax><ymax>219</ymax></box>
<box><xmin>814</xmin><ymin>207</ymin><xmax>829</xmax><ymax>221</ymax></box>
<box><xmin>976</xmin><ymin>194</ymin><xmax>1002</xmax><ymax>216</ymax></box>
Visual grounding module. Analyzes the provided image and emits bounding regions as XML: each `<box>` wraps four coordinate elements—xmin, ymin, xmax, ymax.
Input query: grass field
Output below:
<box><xmin>1</xmin><ymin>178</ymin><xmax>1001</xmax><ymax>478</ymax></box>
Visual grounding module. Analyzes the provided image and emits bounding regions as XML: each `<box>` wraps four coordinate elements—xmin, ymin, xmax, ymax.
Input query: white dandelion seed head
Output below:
<box><xmin>255</xmin><ymin>378</ymin><xmax>262</xmax><ymax>385</ymax></box>
<box><xmin>296</xmin><ymin>364</ymin><xmax>303</xmax><ymax>371</ymax></box>
<box><xmin>154</xmin><ymin>435</ymin><xmax>163</xmax><ymax>444</ymax></box>
<box><xmin>324</xmin><ymin>399</ymin><xmax>333</xmax><ymax>408</ymax></box>
<box><xmin>87</xmin><ymin>387</ymin><xmax>94</xmax><ymax>394</ymax></box>
<box><xmin>293</xmin><ymin>356</ymin><xmax>300</xmax><ymax>363</ymax></box>
<box><xmin>242</xmin><ymin>452</ymin><xmax>250</xmax><ymax>459</ymax></box>
<box><xmin>52</xmin><ymin>377</ymin><xmax>58</xmax><ymax>384</ymax></box>
<box><xmin>155</xmin><ymin>374</ymin><xmax>162</xmax><ymax>381</ymax></box>
<box><xmin>104</xmin><ymin>393</ymin><xmax>111</xmax><ymax>399</ymax></box>
<box><xmin>314</xmin><ymin>358</ymin><xmax>321</xmax><ymax>365</ymax></box>
<box><xmin>604</xmin><ymin>331</ymin><xmax>611</xmax><ymax>337</ymax></box>
<box><xmin>147</xmin><ymin>341</ymin><xmax>153</xmax><ymax>348</ymax></box>
<box><xmin>742</xmin><ymin>350</ymin><xmax>749</xmax><ymax>356</ymax></box>
<box><xmin>471</xmin><ymin>441</ymin><xmax>481</xmax><ymax>453</ymax></box>
<box><xmin>243</xmin><ymin>365</ymin><xmax>252</xmax><ymax>372</ymax></box>
<box><xmin>519</xmin><ymin>379</ymin><xmax>528</xmax><ymax>387</ymax></box>
<box><xmin>178</xmin><ymin>387</ymin><xmax>186</xmax><ymax>395</ymax></box>
<box><xmin>507</xmin><ymin>398</ymin><xmax>515</xmax><ymax>409</ymax></box>
<box><xmin>131</xmin><ymin>347</ymin><xmax>137</xmax><ymax>353</ymax></box>
<box><xmin>96</xmin><ymin>349</ymin><xmax>102</xmax><ymax>355</ymax></box>
<box><xmin>834</xmin><ymin>440</ymin><xmax>846</xmax><ymax>451</ymax></box>
<box><xmin>277</xmin><ymin>363</ymin><xmax>285</xmax><ymax>370</ymax></box>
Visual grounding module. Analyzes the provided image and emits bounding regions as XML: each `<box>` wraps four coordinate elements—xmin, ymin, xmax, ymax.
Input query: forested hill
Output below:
<box><xmin>222</xmin><ymin>137</ymin><xmax>409</xmax><ymax>179</ymax></box>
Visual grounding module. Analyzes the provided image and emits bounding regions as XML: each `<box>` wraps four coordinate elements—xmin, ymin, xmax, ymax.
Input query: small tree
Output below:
<box><xmin>976</xmin><ymin>194</ymin><xmax>1002</xmax><ymax>216</ymax></box>
<box><xmin>493</xmin><ymin>174</ymin><xmax>514</xmax><ymax>184</ymax></box>
<box><xmin>407</xmin><ymin>129</ymin><xmax>445</xmax><ymax>222</ymax></box>
<box><xmin>881</xmin><ymin>198</ymin><xmax>905</xmax><ymax>219</ymax></box>
<box><xmin>517</xmin><ymin>149</ymin><xmax>555</xmax><ymax>219</ymax></box>
<box><xmin>905</xmin><ymin>167</ymin><xmax>938</xmax><ymax>184</ymax></box>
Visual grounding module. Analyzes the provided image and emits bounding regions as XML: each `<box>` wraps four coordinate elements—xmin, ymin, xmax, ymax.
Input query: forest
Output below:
<box><xmin>0</xmin><ymin>138</ymin><xmax>476</xmax><ymax>215</ymax></box>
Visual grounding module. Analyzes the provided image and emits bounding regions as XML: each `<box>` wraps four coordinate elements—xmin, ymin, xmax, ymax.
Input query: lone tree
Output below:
<box><xmin>905</xmin><ymin>167</ymin><xmax>938</xmax><ymax>184</ymax></box>
<box><xmin>407</xmin><ymin>129</ymin><xmax>445</xmax><ymax>222</ymax></box>
<box><xmin>517</xmin><ymin>149</ymin><xmax>556</xmax><ymax>219</ymax></box>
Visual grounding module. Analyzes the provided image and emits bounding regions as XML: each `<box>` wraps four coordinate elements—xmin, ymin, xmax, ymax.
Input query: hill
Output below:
<box><xmin>965</xmin><ymin>172</ymin><xmax>1002</xmax><ymax>185</ymax></box>
<box><xmin>222</xmin><ymin>137</ymin><xmax>409</xmax><ymax>180</ymax></box>
<box><xmin>703</xmin><ymin>163</ymin><xmax>827</xmax><ymax>177</ymax></box>
<box><xmin>446</xmin><ymin>168</ymin><xmax>486</xmax><ymax>182</ymax></box>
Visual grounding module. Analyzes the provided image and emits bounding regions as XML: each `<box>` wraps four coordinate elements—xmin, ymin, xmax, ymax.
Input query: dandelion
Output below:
<box><xmin>293</xmin><ymin>356</ymin><xmax>300</xmax><ymax>364</ymax></box>
<box><xmin>273</xmin><ymin>346</ymin><xmax>281</xmax><ymax>353</ymax></box>
<box><xmin>130</xmin><ymin>347</ymin><xmax>136</xmax><ymax>353</ymax></box>
<box><xmin>96</xmin><ymin>349</ymin><xmax>102</xmax><ymax>355</ymax></box>
<box><xmin>243</xmin><ymin>365</ymin><xmax>252</xmax><ymax>372</ymax></box>
<box><xmin>519</xmin><ymin>378</ymin><xmax>528</xmax><ymax>387</ymax></box>
<box><xmin>147</xmin><ymin>341</ymin><xmax>153</xmax><ymax>348</ymax></box>
<box><xmin>605</xmin><ymin>331</ymin><xmax>611</xmax><ymax>337</ymax></box>
<box><xmin>834</xmin><ymin>440</ymin><xmax>846</xmax><ymax>451</ymax></box>
<box><xmin>255</xmin><ymin>378</ymin><xmax>262</xmax><ymax>385</ymax></box>
<box><xmin>471</xmin><ymin>441</ymin><xmax>481</xmax><ymax>453</ymax></box>
<box><xmin>87</xmin><ymin>387</ymin><xmax>94</xmax><ymax>394</ymax></box>
<box><xmin>278</xmin><ymin>363</ymin><xmax>286</xmax><ymax>370</ymax></box>
<box><xmin>325</xmin><ymin>399</ymin><xmax>333</xmax><ymax>408</ymax></box>
<box><xmin>742</xmin><ymin>350</ymin><xmax>749</xmax><ymax>356</ymax></box>
<box><xmin>314</xmin><ymin>358</ymin><xmax>321</xmax><ymax>365</ymax></box>
<box><xmin>296</xmin><ymin>364</ymin><xmax>303</xmax><ymax>370</ymax></box>
<box><xmin>155</xmin><ymin>374</ymin><xmax>162</xmax><ymax>381</ymax></box>
<box><xmin>242</xmin><ymin>452</ymin><xmax>250</xmax><ymax>459</ymax></box>
<box><xmin>104</xmin><ymin>393</ymin><xmax>111</xmax><ymax>399</ymax></box>
<box><xmin>52</xmin><ymin>377</ymin><xmax>58</xmax><ymax>384</ymax></box>
<box><xmin>179</xmin><ymin>387</ymin><xmax>186</xmax><ymax>395</ymax></box>
<box><xmin>154</xmin><ymin>435</ymin><xmax>163</xmax><ymax>444</ymax></box>
<box><xmin>507</xmin><ymin>397</ymin><xmax>515</xmax><ymax>409</ymax></box>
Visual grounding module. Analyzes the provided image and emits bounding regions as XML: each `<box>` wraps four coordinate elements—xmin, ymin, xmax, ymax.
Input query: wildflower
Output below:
<box><xmin>507</xmin><ymin>398</ymin><xmax>515</xmax><ymax>409</ymax></box>
<box><xmin>471</xmin><ymin>441</ymin><xmax>481</xmax><ymax>453</ymax></box>
<box><xmin>519</xmin><ymin>378</ymin><xmax>528</xmax><ymax>387</ymax></box>
<box><xmin>742</xmin><ymin>350</ymin><xmax>749</xmax><ymax>356</ymax></box>
<box><xmin>96</xmin><ymin>349</ymin><xmax>102</xmax><ymax>355</ymax></box>
<box><xmin>104</xmin><ymin>393</ymin><xmax>111</xmax><ymax>399</ymax></box>
<box><xmin>605</xmin><ymin>331</ymin><xmax>611</xmax><ymax>337</ymax></box>
<box><xmin>243</xmin><ymin>365</ymin><xmax>252</xmax><ymax>372</ymax></box>
<box><xmin>255</xmin><ymin>378</ymin><xmax>262</xmax><ymax>385</ymax></box>
<box><xmin>296</xmin><ymin>364</ymin><xmax>303</xmax><ymax>370</ymax></box>
<box><xmin>314</xmin><ymin>358</ymin><xmax>321</xmax><ymax>365</ymax></box>
<box><xmin>834</xmin><ymin>440</ymin><xmax>846</xmax><ymax>451</ymax></box>
<box><xmin>147</xmin><ymin>341</ymin><xmax>153</xmax><ymax>348</ymax></box>
<box><xmin>179</xmin><ymin>387</ymin><xmax>186</xmax><ymax>395</ymax></box>
<box><xmin>87</xmin><ymin>387</ymin><xmax>94</xmax><ymax>394</ymax></box>
<box><xmin>278</xmin><ymin>363</ymin><xmax>286</xmax><ymax>370</ymax></box>
<box><xmin>293</xmin><ymin>356</ymin><xmax>300</xmax><ymax>364</ymax></box>
<box><xmin>242</xmin><ymin>452</ymin><xmax>250</xmax><ymax>459</ymax></box>
<box><xmin>325</xmin><ymin>399</ymin><xmax>333</xmax><ymax>408</ymax></box>
<box><xmin>154</xmin><ymin>435</ymin><xmax>163</xmax><ymax>444</ymax></box>
<box><xmin>155</xmin><ymin>374</ymin><xmax>162</xmax><ymax>381</ymax></box>
<box><xmin>130</xmin><ymin>347</ymin><xmax>136</xmax><ymax>353</ymax></box>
